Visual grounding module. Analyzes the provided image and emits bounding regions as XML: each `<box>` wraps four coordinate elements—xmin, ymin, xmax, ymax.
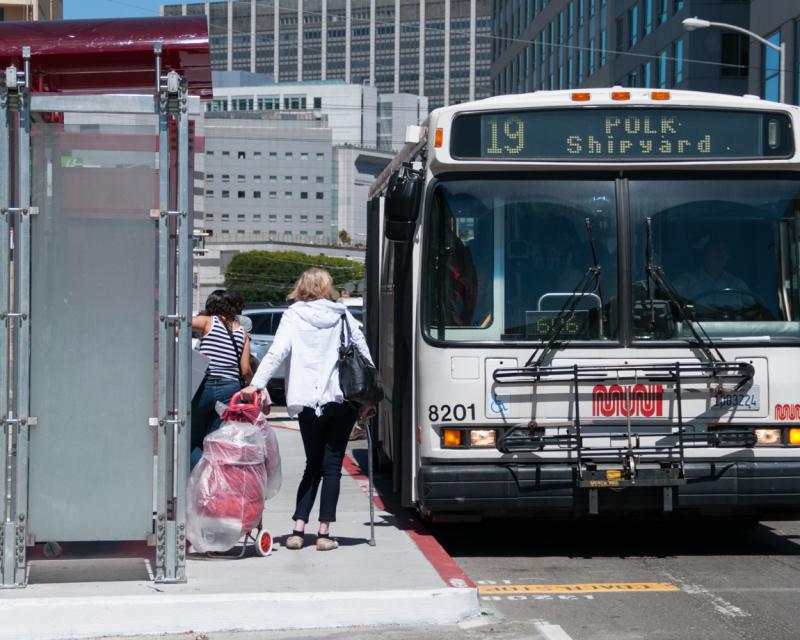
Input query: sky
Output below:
<box><xmin>64</xmin><ymin>0</ymin><xmax>179</xmax><ymax>20</ymax></box>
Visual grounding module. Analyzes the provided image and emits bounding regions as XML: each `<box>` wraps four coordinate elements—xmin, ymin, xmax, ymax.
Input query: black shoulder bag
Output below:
<box><xmin>338</xmin><ymin>314</ymin><xmax>383</xmax><ymax>404</ymax></box>
<box><xmin>222</xmin><ymin>319</ymin><xmax>246</xmax><ymax>388</ymax></box>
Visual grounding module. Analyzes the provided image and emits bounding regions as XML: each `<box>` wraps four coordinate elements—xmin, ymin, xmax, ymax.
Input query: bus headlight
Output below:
<box><xmin>470</xmin><ymin>429</ymin><xmax>497</xmax><ymax>447</ymax></box>
<box><xmin>789</xmin><ymin>428</ymin><xmax>800</xmax><ymax>446</ymax></box>
<box><xmin>754</xmin><ymin>428</ymin><xmax>782</xmax><ymax>445</ymax></box>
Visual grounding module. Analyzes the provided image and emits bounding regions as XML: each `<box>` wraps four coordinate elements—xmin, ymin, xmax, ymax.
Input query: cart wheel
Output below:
<box><xmin>255</xmin><ymin>529</ymin><xmax>273</xmax><ymax>557</ymax></box>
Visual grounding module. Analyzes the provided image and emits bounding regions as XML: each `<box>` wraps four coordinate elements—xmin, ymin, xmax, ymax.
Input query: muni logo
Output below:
<box><xmin>592</xmin><ymin>384</ymin><xmax>664</xmax><ymax>417</ymax></box>
<box><xmin>775</xmin><ymin>404</ymin><xmax>800</xmax><ymax>421</ymax></box>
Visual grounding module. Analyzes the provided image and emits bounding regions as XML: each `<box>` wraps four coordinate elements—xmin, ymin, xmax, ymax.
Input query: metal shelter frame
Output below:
<box><xmin>0</xmin><ymin>44</ymin><xmax>200</xmax><ymax>587</ymax></box>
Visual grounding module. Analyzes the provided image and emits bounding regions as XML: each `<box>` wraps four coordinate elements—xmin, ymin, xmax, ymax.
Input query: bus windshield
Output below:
<box><xmin>631</xmin><ymin>177</ymin><xmax>800</xmax><ymax>343</ymax></box>
<box><xmin>424</xmin><ymin>176</ymin><xmax>800</xmax><ymax>344</ymax></box>
<box><xmin>424</xmin><ymin>178</ymin><xmax>619</xmax><ymax>342</ymax></box>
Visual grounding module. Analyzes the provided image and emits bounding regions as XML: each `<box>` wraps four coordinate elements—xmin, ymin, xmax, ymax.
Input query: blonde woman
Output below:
<box><xmin>242</xmin><ymin>268</ymin><xmax>374</xmax><ymax>551</ymax></box>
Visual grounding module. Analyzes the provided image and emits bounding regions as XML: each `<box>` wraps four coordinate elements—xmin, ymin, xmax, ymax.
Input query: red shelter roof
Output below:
<box><xmin>0</xmin><ymin>16</ymin><xmax>212</xmax><ymax>96</ymax></box>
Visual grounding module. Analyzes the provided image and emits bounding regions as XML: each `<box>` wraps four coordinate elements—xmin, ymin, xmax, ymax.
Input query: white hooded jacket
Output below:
<box><xmin>250</xmin><ymin>299</ymin><xmax>374</xmax><ymax>417</ymax></box>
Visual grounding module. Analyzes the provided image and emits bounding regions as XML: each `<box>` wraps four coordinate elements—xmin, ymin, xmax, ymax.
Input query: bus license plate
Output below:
<box><xmin>715</xmin><ymin>386</ymin><xmax>760</xmax><ymax>411</ymax></box>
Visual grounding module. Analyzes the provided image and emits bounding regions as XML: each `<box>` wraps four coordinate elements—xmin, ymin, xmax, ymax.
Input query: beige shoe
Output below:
<box><xmin>316</xmin><ymin>536</ymin><xmax>338</xmax><ymax>551</ymax></box>
<box><xmin>286</xmin><ymin>535</ymin><xmax>304</xmax><ymax>550</ymax></box>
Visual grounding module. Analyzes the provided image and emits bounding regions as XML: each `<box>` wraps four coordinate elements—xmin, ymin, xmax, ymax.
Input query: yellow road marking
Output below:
<box><xmin>479</xmin><ymin>582</ymin><xmax>679</xmax><ymax>594</ymax></box>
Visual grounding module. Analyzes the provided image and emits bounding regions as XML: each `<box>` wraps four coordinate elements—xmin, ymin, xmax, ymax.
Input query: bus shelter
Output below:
<box><xmin>0</xmin><ymin>17</ymin><xmax>211</xmax><ymax>587</ymax></box>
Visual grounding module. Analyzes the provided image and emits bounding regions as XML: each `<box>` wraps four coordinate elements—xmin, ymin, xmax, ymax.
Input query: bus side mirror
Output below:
<box><xmin>384</xmin><ymin>167</ymin><xmax>423</xmax><ymax>242</ymax></box>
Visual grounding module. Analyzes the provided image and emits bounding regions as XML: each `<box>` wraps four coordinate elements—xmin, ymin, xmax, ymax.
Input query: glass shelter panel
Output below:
<box><xmin>425</xmin><ymin>179</ymin><xmax>618</xmax><ymax>343</ymax></box>
<box><xmin>27</xmin><ymin>121</ymin><xmax>158</xmax><ymax>541</ymax></box>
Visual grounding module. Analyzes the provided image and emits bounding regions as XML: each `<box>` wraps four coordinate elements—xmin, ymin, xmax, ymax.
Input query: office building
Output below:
<box><xmin>332</xmin><ymin>145</ymin><xmax>393</xmax><ymax>242</ymax></box>
<box><xmin>492</xmin><ymin>1</ymin><xmax>763</xmax><ymax>100</ymax></box>
<box><xmin>748</xmin><ymin>0</ymin><xmax>800</xmax><ymax>104</ymax></box>
<box><xmin>162</xmin><ymin>0</ymin><xmax>493</xmax><ymax>109</ymax></box>
<box><xmin>203</xmin><ymin>110</ymin><xmax>335</xmax><ymax>244</ymax></box>
<box><xmin>0</xmin><ymin>0</ymin><xmax>62</xmax><ymax>21</ymax></box>
<box><xmin>378</xmin><ymin>92</ymin><xmax>428</xmax><ymax>151</ymax></box>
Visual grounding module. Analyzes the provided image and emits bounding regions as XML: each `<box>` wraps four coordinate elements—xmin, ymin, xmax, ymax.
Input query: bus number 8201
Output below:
<box><xmin>429</xmin><ymin>404</ymin><xmax>477</xmax><ymax>422</ymax></box>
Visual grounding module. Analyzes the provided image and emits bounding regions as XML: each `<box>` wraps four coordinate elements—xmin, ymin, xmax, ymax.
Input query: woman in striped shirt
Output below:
<box><xmin>191</xmin><ymin>291</ymin><xmax>253</xmax><ymax>460</ymax></box>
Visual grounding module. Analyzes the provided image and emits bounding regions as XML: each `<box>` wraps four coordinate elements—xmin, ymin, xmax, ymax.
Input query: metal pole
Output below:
<box><xmin>366</xmin><ymin>420</ymin><xmax>376</xmax><ymax>547</ymax></box>
<box><xmin>0</xmin><ymin>66</ymin><xmax>11</xmax><ymax>588</ymax></box>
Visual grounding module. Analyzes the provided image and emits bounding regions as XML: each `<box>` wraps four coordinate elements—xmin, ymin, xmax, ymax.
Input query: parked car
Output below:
<box><xmin>242</xmin><ymin>306</ymin><xmax>289</xmax><ymax>405</ymax></box>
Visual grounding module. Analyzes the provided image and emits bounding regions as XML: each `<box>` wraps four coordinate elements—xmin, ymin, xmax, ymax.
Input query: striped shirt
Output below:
<box><xmin>198</xmin><ymin>316</ymin><xmax>245</xmax><ymax>381</ymax></box>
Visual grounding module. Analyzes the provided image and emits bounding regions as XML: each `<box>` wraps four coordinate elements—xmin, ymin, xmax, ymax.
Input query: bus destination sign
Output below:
<box><xmin>450</xmin><ymin>108</ymin><xmax>793</xmax><ymax>161</ymax></box>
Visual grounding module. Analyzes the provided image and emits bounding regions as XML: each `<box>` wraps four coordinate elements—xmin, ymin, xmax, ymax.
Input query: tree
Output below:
<box><xmin>224</xmin><ymin>250</ymin><xmax>365</xmax><ymax>304</ymax></box>
<box><xmin>338</xmin><ymin>229</ymin><xmax>352</xmax><ymax>245</ymax></box>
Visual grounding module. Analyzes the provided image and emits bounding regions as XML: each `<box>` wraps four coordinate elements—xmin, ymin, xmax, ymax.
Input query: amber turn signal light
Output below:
<box><xmin>611</xmin><ymin>91</ymin><xmax>630</xmax><ymax>100</ymax></box>
<box><xmin>789</xmin><ymin>428</ymin><xmax>800</xmax><ymax>445</ymax></box>
<box><xmin>571</xmin><ymin>92</ymin><xmax>591</xmax><ymax>101</ymax></box>
<box><xmin>434</xmin><ymin>127</ymin><xmax>444</xmax><ymax>148</ymax></box>
<box><xmin>443</xmin><ymin>429</ymin><xmax>463</xmax><ymax>447</ymax></box>
<box><xmin>651</xmin><ymin>91</ymin><xmax>671</xmax><ymax>100</ymax></box>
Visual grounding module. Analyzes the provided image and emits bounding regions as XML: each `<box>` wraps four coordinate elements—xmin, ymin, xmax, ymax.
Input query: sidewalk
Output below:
<box><xmin>0</xmin><ymin>411</ymin><xmax>479</xmax><ymax>639</ymax></box>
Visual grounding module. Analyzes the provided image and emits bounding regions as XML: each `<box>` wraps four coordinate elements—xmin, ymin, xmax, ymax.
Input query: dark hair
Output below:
<box><xmin>225</xmin><ymin>290</ymin><xmax>246</xmax><ymax>314</ymax></box>
<box><xmin>205</xmin><ymin>290</ymin><xmax>235</xmax><ymax>321</ymax></box>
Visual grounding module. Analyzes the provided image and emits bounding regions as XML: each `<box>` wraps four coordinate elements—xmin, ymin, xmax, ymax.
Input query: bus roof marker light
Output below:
<box><xmin>434</xmin><ymin>127</ymin><xmax>444</xmax><ymax>148</ymax></box>
<box><xmin>571</xmin><ymin>92</ymin><xmax>591</xmax><ymax>102</ymax></box>
<box><xmin>651</xmin><ymin>91</ymin><xmax>671</xmax><ymax>100</ymax></box>
<box><xmin>611</xmin><ymin>91</ymin><xmax>631</xmax><ymax>100</ymax></box>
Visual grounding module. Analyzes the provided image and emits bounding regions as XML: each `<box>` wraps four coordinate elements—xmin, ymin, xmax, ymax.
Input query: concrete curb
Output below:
<box><xmin>0</xmin><ymin>587</ymin><xmax>480</xmax><ymax>640</ymax></box>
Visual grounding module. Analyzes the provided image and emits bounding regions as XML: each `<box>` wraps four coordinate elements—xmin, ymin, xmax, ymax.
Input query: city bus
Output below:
<box><xmin>366</xmin><ymin>88</ymin><xmax>800</xmax><ymax>521</ymax></box>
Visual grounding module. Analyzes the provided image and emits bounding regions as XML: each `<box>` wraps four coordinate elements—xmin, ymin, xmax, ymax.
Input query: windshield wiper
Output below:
<box><xmin>644</xmin><ymin>216</ymin><xmax>725</xmax><ymax>364</ymax></box>
<box><xmin>526</xmin><ymin>218</ymin><xmax>602</xmax><ymax>368</ymax></box>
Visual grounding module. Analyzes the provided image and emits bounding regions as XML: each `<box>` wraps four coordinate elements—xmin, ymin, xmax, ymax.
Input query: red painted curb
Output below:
<box><xmin>343</xmin><ymin>454</ymin><xmax>476</xmax><ymax>590</ymax></box>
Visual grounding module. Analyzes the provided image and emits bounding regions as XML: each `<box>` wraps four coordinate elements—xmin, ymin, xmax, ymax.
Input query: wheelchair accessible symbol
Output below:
<box><xmin>490</xmin><ymin>393</ymin><xmax>509</xmax><ymax>414</ymax></box>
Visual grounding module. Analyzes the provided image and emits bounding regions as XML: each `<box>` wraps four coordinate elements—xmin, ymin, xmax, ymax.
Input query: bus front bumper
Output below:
<box><xmin>418</xmin><ymin>461</ymin><xmax>800</xmax><ymax>517</ymax></box>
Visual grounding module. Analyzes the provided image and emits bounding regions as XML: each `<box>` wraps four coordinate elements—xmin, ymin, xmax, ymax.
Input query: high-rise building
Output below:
<box><xmin>162</xmin><ymin>0</ymin><xmax>493</xmax><ymax>109</ymax></box>
<box><xmin>0</xmin><ymin>0</ymin><xmax>62</xmax><ymax>21</ymax></box>
<box><xmin>491</xmin><ymin>1</ymin><xmax>766</xmax><ymax>101</ymax></box>
<box><xmin>748</xmin><ymin>0</ymin><xmax>800</xmax><ymax>105</ymax></box>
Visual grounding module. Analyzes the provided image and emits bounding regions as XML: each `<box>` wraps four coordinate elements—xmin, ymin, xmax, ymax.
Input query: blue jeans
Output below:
<box><xmin>191</xmin><ymin>377</ymin><xmax>240</xmax><ymax>466</ymax></box>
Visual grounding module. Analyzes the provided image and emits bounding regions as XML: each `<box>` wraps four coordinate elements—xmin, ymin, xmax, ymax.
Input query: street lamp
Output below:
<box><xmin>682</xmin><ymin>17</ymin><xmax>786</xmax><ymax>104</ymax></box>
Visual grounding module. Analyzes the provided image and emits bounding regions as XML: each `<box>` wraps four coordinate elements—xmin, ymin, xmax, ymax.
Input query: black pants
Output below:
<box><xmin>293</xmin><ymin>402</ymin><xmax>358</xmax><ymax>524</ymax></box>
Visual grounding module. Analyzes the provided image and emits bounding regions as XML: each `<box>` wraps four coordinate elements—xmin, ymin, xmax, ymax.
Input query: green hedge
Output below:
<box><xmin>224</xmin><ymin>250</ymin><xmax>365</xmax><ymax>304</ymax></box>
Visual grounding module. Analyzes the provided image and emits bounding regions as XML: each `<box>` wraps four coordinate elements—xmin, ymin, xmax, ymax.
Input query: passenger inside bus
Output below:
<box><xmin>673</xmin><ymin>236</ymin><xmax>752</xmax><ymax>308</ymax></box>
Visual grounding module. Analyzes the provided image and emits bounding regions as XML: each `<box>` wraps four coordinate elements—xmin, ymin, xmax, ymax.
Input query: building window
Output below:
<box><xmin>316</xmin><ymin>152</ymin><xmax>325</xmax><ymax>159</ymax></box>
<box><xmin>269</xmin><ymin>191</ymin><xmax>277</xmax><ymax>199</ymax></box>
<box><xmin>254</xmin><ymin>191</ymin><xmax>261</xmax><ymax>199</ymax></box>
<box><xmin>316</xmin><ymin>176</ymin><xmax>324</xmax><ymax>183</ymax></box>
<box><xmin>237</xmin><ymin>214</ymin><xmax>246</xmax><ymax>221</ymax></box>
<box><xmin>284</xmin><ymin>214</ymin><xmax>292</xmax><ymax>221</ymax></box>
<box><xmin>205</xmin><ymin>213</ymin><xmax>214</xmax><ymax>220</ymax></box>
<box><xmin>253</xmin><ymin>230</ymin><xmax>261</xmax><ymax>235</ymax></box>
<box><xmin>316</xmin><ymin>192</ymin><xmax>324</xmax><ymax>200</ymax></box>
<box><xmin>300</xmin><ymin>153</ymin><xmax>309</xmax><ymax>160</ymax></box>
<box><xmin>300</xmin><ymin>176</ymin><xmax>309</xmax><ymax>183</ymax></box>
<box><xmin>300</xmin><ymin>215</ymin><xmax>308</xmax><ymax>222</ymax></box>
<box><xmin>222</xmin><ymin>151</ymin><xmax>230</xmax><ymax>157</ymax></box>
<box><xmin>269</xmin><ymin>230</ymin><xmax>277</xmax><ymax>238</ymax></box>
<box><xmin>644</xmin><ymin>0</ymin><xmax>652</xmax><ymax>35</ymax></box>
<box><xmin>206</xmin><ymin>150</ymin><xmax>214</xmax><ymax>157</ymax></box>
<box><xmin>316</xmin><ymin>215</ymin><xmax>324</xmax><ymax>221</ymax></box>
<box><xmin>254</xmin><ymin>151</ymin><xmax>262</xmax><ymax>158</ymax></box>
<box><xmin>222</xmin><ymin>190</ymin><xmax>230</xmax><ymax>198</ymax></box>
<box><xmin>763</xmin><ymin>31</ymin><xmax>781</xmax><ymax>102</ymax></box>
<box><xmin>254</xmin><ymin>214</ymin><xmax>261</xmax><ymax>221</ymax></box>
<box><xmin>673</xmin><ymin>0</ymin><xmax>684</xmax><ymax>12</ymax></box>
<box><xmin>643</xmin><ymin>61</ymin><xmax>652</xmax><ymax>87</ymax></box>
<box><xmin>286</xmin><ymin>176</ymin><xmax>293</xmax><ymax>183</ymax></box>
<box><xmin>673</xmin><ymin>38</ymin><xmax>684</xmax><ymax>84</ymax></box>
<box><xmin>628</xmin><ymin>69</ymin><xmax>639</xmax><ymax>87</ymax></box>
<box><xmin>221</xmin><ymin>229</ymin><xmax>229</xmax><ymax>235</ymax></box>
<box><xmin>221</xmin><ymin>214</ymin><xmax>230</xmax><ymax>221</ymax></box>
<box><xmin>253</xmin><ymin>175</ymin><xmax>262</xmax><ymax>182</ymax></box>
<box><xmin>238</xmin><ymin>191</ymin><xmax>245</xmax><ymax>198</ymax></box>
<box><xmin>237</xmin><ymin>174</ymin><xmax>246</xmax><ymax>183</ymax></box>
<box><xmin>285</xmin><ymin>191</ymin><xmax>292</xmax><ymax>198</ymax></box>
<box><xmin>269</xmin><ymin>175</ymin><xmax>277</xmax><ymax>183</ymax></box>
<box><xmin>269</xmin><ymin>214</ymin><xmax>277</xmax><ymax>221</ymax></box>
<box><xmin>628</xmin><ymin>5</ymin><xmax>639</xmax><ymax>48</ymax></box>
<box><xmin>658</xmin><ymin>0</ymin><xmax>668</xmax><ymax>25</ymax></box>
<box><xmin>313</xmin><ymin>97</ymin><xmax>322</xmax><ymax>109</ymax></box>
<box><xmin>206</xmin><ymin>174</ymin><xmax>214</xmax><ymax>180</ymax></box>
<box><xmin>657</xmin><ymin>49</ymin><xmax>668</xmax><ymax>88</ymax></box>
<box><xmin>300</xmin><ymin>192</ymin><xmax>308</xmax><ymax>199</ymax></box>
<box><xmin>237</xmin><ymin>229</ymin><xmax>245</xmax><ymax>235</ymax></box>
<box><xmin>205</xmin><ymin>189</ymin><xmax>214</xmax><ymax>197</ymax></box>
<box><xmin>222</xmin><ymin>174</ymin><xmax>230</xmax><ymax>182</ymax></box>
<box><xmin>721</xmin><ymin>33</ymin><xmax>748</xmax><ymax>77</ymax></box>
<box><xmin>286</xmin><ymin>152</ymin><xmax>293</xmax><ymax>158</ymax></box>
<box><xmin>269</xmin><ymin>151</ymin><xmax>277</xmax><ymax>158</ymax></box>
